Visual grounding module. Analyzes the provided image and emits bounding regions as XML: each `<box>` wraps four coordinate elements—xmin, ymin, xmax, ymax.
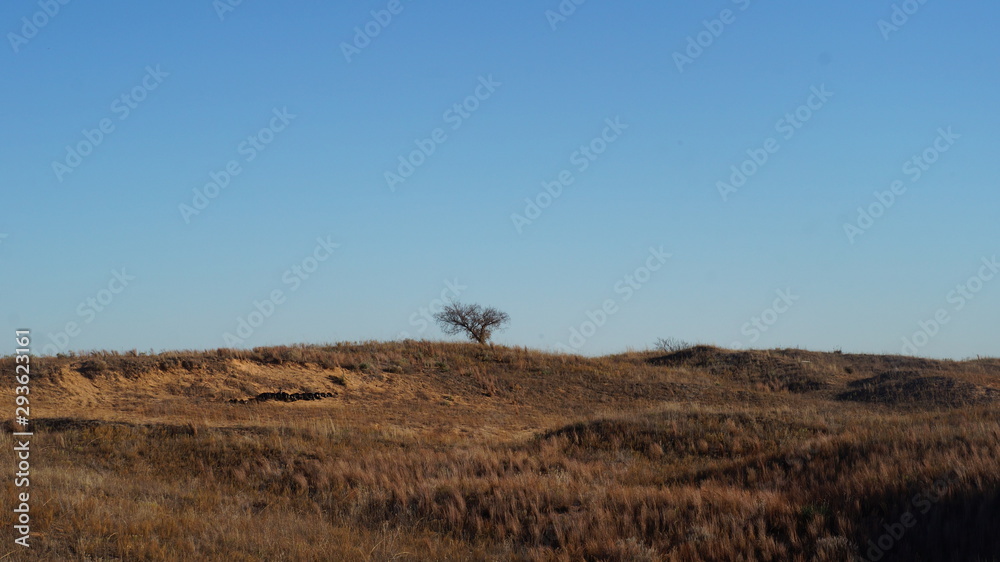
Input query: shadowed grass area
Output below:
<box><xmin>1</xmin><ymin>341</ymin><xmax>998</xmax><ymax>560</ymax></box>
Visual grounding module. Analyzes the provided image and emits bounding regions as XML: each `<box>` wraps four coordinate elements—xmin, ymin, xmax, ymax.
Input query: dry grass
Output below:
<box><xmin>1</xmin><ymin>341</ymin><xmax>998</xmax><ymax>560</ymax></box>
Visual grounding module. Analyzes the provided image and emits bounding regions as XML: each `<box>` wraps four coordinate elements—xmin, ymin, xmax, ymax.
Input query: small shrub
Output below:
<box><xmin>654</xmin><ymin>337</ymin><xmax>693</xmax><ymax>354</ymax></box>
<box><xmin>77</xmin><ymin>359</ymin><xmax>109</xmax><ymax>378</ymax></box>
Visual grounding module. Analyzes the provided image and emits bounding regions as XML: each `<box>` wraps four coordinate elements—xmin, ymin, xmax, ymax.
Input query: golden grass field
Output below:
<box><xmin>1</xmin><ymin>341</ymin><xmax>999</xmax><ymax>561</ymax></box>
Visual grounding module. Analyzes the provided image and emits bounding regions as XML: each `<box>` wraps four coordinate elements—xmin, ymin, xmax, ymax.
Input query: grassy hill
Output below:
<box><xmin>2</xmin><ymin>342</ymin><xmax>999</xmax><ymax>560</ymax></box>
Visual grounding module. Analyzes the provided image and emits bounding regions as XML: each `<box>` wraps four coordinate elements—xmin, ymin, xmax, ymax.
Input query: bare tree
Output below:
<box><xmin>654</xmin><ymin>337</ymin><xmax>692</xmax><ymax>354</ymax></box>
<box><xmin>434</xmin><ymin>302</ymin><xmax>510</xmax><ymax>345</ymax></box>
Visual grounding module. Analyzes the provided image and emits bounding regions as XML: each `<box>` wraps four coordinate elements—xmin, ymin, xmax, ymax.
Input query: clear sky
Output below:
<box><xmin>2</xmin><ymin>0</ymin><xmax>998</xmax><ymax>359</ymax></box>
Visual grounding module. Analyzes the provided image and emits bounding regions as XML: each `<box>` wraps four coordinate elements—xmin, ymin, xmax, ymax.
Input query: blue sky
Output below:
<box><xmin>2</xmin><ymin>0</ymin><xmax>998</xmax><ymax>358</ymax></box>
